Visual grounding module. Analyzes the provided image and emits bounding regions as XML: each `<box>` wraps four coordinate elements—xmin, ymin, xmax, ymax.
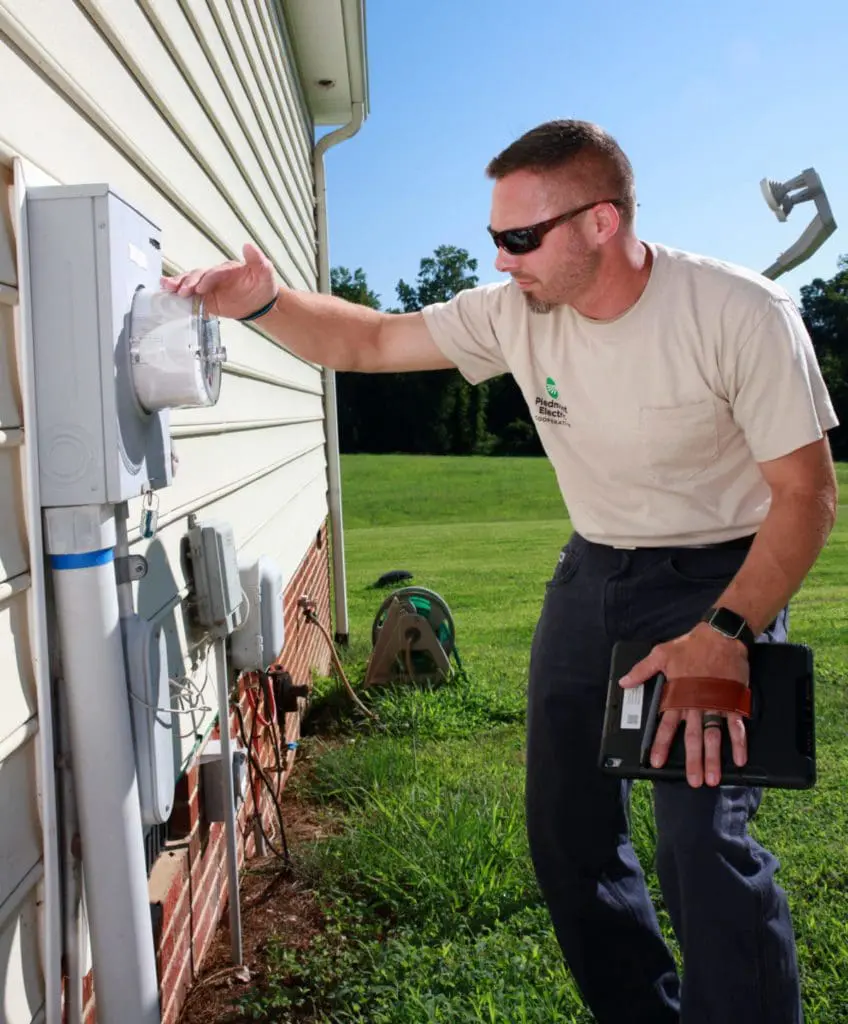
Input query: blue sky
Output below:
<box><xmin>322</xmin><ymin>0</ymin><xmax>847</xmax><ymax>308</ymax></box>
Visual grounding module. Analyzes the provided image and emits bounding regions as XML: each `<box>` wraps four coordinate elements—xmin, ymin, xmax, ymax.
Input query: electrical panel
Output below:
<box><xmin>123</xmin><ymin>615</ymin><xmax>175</xmax><ymax>826</ymax></box>
<box><xmin>230</xmin><ymin>556</ymin><xmax>285</xmax><ymax>671</ymax></box>
<box><xmin>26</xmin><ymin>184</ymin><xmax>171</xmax><ymax>506</ymax></box>
<box><xmin>26</xmin><ymin>183</ymin><xmax>226</xmax><ymax>507</ymax></box>
<box><xmin>186</xmin><ymin>518</ymin><xmax>244</xmax><ymax>638</ymax></box>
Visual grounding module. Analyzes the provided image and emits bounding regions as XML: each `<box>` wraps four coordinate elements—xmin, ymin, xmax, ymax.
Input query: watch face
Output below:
<box><xmin>710</xmin><ymin>607</ymin><xmax>745</xmax><ymax>638</ymax></box>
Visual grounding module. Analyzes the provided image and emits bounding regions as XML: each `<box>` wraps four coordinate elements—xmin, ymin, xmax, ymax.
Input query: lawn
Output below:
<box><xmin>239</xmin><ymin>455</ymin><xmax>848</xmax><ymax>1023</ymax></box>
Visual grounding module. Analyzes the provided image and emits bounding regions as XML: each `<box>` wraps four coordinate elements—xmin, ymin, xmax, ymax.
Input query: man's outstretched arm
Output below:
<box><xmin>162</xmin><ymin>242</ymin><xmax>455</xmax><ymax>374</ymax></box>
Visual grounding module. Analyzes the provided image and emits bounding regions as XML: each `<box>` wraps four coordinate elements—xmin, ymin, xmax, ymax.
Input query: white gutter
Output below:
<box><xmin>312</xmin><ymin>1</ymin><xmax>367</xmax><ymax>644</ymax></box>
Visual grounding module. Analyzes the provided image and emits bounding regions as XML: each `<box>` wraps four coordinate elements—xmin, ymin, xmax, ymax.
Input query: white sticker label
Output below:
<box><xmin>128</xmin><ymin>242</ymin><xmax>148</xmax><ymax>270</ymax></box>
<box><xmin>621</xmin><ymin>685</ymin><xmax>644</xmax><ymax>730</ymax></box>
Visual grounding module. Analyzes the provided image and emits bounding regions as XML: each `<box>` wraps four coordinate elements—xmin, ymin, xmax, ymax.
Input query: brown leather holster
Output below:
<box><xmin>658</xmin><ymin>677</ymin><xmax>752</xmax><ymax>718</ymax></box>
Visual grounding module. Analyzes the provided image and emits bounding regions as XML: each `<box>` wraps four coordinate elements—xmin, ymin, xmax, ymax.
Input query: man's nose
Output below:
<box><xmin>494</xmin><ymin>245</ymin><xmax>520</xmax><ymax>273</ymax></box>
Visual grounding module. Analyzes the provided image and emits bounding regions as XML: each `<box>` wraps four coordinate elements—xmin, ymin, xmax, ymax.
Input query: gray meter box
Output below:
<box><xmin>26</xmin><ymin>184</ymin><xmax>171</xmax><ymax>506</ymax></box>
<box><xmin>187</xmin><ymin>519</ymin><xmax>244</xmax><ymax>637</ymax></box>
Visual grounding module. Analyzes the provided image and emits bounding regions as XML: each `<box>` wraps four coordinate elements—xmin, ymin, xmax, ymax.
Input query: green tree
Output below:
<box><xmin>799</xmin><ymin>255</ymin><xmax>848</xmax><ymax>459</ymax></box>
<box><xmin>394</xmin><ymin>245</ymin><xmax>479</xmax><ymax>312</ymax></box>
<box><xmin>389</xmin><ymin>246</ymin><xmax>491</xmax><ymax>455</ymax></box>
<box><xmin>334</xmin><ymin>247</ymin><xmax>496</xmax><ymax>455</ymax></box>
<box><xmin>330</xmin><ymin>266</ymin><xmax>381</xmax><ymax>309</ymax></box>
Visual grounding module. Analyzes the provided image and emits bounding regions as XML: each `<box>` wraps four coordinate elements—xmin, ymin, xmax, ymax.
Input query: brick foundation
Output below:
<box><xmin>74</xmin><ymin>522</ymin><xmax>333</xmax><ymax>1024</ymax></box>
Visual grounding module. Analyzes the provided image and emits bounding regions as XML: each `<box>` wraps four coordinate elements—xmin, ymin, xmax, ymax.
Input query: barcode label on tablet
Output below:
<box><xmin>621</xmin><ymin>686</ymin><xmax>644</xmax><ymax>730</ymax></box>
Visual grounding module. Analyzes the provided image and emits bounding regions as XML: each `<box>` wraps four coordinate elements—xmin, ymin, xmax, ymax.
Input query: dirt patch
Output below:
<box><xmin>177</xmin><ymin>794</ymin><xmax>332</xmax><ymax>1024</ymax></box>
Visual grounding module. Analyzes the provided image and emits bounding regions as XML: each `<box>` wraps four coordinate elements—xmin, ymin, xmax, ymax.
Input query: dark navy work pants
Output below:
<box><xmin>526</xmin><ymin>533</ymin><xmax>801</xmax><ymax>1024</ymax></box>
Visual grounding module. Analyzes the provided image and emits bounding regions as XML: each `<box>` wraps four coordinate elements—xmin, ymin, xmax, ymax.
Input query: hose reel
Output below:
<box><xmin>364</xmin><ymin>587</ymin><xmax>458</xmax><ymax>688</ymax></box>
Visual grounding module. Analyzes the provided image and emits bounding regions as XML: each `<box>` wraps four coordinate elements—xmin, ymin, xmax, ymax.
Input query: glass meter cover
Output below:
<box><xmin>129</xmin><ymin>289</ymin><xmax>227</xmax><ymax>412</ymax></box>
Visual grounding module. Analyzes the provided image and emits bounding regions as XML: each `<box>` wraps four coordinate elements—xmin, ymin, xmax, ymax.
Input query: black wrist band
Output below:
<box><xmin>238</xmin><ymin>295</ymin><xmax>277</xmax><ymax>322</ymax></box>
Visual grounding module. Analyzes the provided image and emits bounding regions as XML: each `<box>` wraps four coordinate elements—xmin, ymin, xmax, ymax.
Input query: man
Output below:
<box><xmin>163</xmin><ymin>120</ymin><xmax>838</xmax><ymax>1023</ymax></box>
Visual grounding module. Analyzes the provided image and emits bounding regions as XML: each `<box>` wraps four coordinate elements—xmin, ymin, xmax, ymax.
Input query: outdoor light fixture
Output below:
<box><xmin>760</xmin><ymin>167</ymin><xmax>836</xmax><ymax>279</ymax></box>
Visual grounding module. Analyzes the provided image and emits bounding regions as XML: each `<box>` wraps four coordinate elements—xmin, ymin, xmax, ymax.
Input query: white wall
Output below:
<box><xmin>0</xmin><ymin>1</ymin><xmax>329</xmax><ymax>1017</ymax></box>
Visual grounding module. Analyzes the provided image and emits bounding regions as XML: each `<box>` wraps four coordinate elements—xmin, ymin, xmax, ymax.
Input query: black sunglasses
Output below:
<box><xmin>488</xmin><ymin>198</ymin><xmax>624</xmax><ymax>255</ymax></box>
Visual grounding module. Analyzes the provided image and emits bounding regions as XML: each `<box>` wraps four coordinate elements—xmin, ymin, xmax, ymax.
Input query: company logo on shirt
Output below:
<box><xmin>535</xmin><ymin>377</ymin><xmax>570</xmax><ymax>427</ymax></box>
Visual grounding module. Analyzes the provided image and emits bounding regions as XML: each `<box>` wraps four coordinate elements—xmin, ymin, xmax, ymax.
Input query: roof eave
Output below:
<box><xmin>282</xmin><ymin>0</ymin><xmax>369</xmax><ymax>128</ymax></box>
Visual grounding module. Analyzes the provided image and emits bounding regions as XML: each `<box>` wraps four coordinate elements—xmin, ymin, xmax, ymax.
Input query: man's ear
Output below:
<box><xmin>593</xmin><ymin>201</ymin><xmax>621</xmax><ymax>243</ymax></box>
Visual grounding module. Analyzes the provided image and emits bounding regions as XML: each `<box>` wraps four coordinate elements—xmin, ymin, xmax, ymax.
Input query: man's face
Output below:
<box><xmin>489</xmin><ymin>170</ymin><xmax>607</xmax><ymax>313</ymax></box>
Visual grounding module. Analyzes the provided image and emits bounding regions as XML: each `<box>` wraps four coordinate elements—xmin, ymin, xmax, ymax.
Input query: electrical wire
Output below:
<box><xmin>173</xmin><ymin>673</ymin><xmax>214</xmax><ymax>712</ymax></box>
<box><xmin>302</xmin><ymin>607</ymin><xmax>381</xmax><ymax>723</ymax></box>
<box><xmin>233</xmin><ymin>686</ymin><xmax>290</xmax><ymax>865</ymax></box>
<box><xmin>230</xmin><ymin>588</ymin><xmax>251</xmax><ymax>632</ymax></box>
<box><xmin>128</xmin><ymin>677</ymin><xmax>213</xmax><ymax>717</ymax></box>
<box><xmin>245</xmin><ymin>670</ymin><xmax>276</xmax><ymax>728</ymax></box>
<box><xmin>234</xmin><ymin>699</ymin><xmax>286</xmax><ymax>862</ymax></box>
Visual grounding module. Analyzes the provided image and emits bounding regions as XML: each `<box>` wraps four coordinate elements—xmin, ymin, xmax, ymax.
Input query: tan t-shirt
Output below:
<box><xmin>421</xmin><ymin>242</ymin><xmax>838</xmax><ymax>548</ymax></box>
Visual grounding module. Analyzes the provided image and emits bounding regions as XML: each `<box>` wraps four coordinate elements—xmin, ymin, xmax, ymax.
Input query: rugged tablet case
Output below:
<box><xmin>599</xmin><ymin>640</ymin><xmax>815</xmax><ymax>789</ymax></box>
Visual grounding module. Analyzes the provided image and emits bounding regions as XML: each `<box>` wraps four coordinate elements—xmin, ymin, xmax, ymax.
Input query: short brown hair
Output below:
<box><xmin>486</xmin><ymin>120</ymin><xmax>636</xmax><ymax>225</ymax></box>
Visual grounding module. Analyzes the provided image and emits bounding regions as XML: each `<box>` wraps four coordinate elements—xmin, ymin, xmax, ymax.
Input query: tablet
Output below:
<box><xmin>599</xmin><ymin>639</ymin><xmax>816</xmax><ymax>789</ymax></box>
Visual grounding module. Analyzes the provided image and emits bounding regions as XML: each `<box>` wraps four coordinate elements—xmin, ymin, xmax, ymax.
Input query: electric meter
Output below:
<box><xmin>129</xmin><ymin>289</ymin><xmax>227</xmax><ymax>412</ymax></box>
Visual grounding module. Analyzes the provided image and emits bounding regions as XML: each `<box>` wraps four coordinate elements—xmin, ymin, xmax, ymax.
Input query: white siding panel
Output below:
<box><xmin>153</xmin><ymin>420</ymin><xmax>326</xmax><ymax>524</ymax></box>
<box><xmin>0</xmin><ymin>739</ymin><xmax>40</xmax><ymax>910</ymax></box>
<box><xmin>0</xmin><ymin>886</ymin><xmax>43</xmax><ymax>1024</ymax></box>
<box><xmin>222</xmin><ymin>0</ymin><xmax>313</xmax><ymax>192</ymax></box>
<box><xmin>172</xmin><ymin>374</ymin><xmax>324</xmax><ymax>431</ymax></box>
<box><xmin>0</xmin><ymin>300</ymin><xmax>22</xmax><ymax>430</ymax></box>
<box><xmin>137</xmin><ymin>0</ymin><xmax>314</xmax><ymax>241</ymax></box>
<box><xmin>0</xmin><ymin>0</ymin><xmax>312</xmax><ymax>291</ymax></box>
<box><xmin>187</xmin><ymin>0</ymin><xmax>314</xmax><ymax>211</ymax></box>
<box><xmin>0</xmin><ymin>590</ymin><xmax>37</xmax><ymax>750</ymax></box>
<box><xmin>0</xmin><ymin>42</ymin><xmax>238</xmax><ymax>285</ymax></box>
<box><xmin>218</xmin><ymin>320</ymin><xmax>325</xmax><ymax>395</ymax></box>
<box><xmin>237</xmin><ymin>466</ymin><xmax>329</xmax><ymax>579</ymax></box>
<box><xmin>243</xmin><ymin>0</ymin><xmax>313</xmax><ymax>179</ymax></box>
<box><xmin>79</xmin><ymin>0</ymin><xmax>316</xmax><ymax>278</ymax></box>
<box><xmin>0</xmin><ymin>449</ymin><xmax>27</xmax><ymax>585</ymax></box>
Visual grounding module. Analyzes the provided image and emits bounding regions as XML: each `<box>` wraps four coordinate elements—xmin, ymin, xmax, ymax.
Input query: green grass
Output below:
<box><xmin>239</xmin><ymin>455</ymin><xmax>848</xmax><ymax>1024</ymax></box>
<box><xmin>338</xmin><ymin>454</ymin><xmax>567</xmax><ymax>529</ymax></box>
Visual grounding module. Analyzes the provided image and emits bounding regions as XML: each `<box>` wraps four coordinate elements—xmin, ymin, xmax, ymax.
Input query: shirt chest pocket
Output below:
<box><xmin>639</xmin><ymin>400</ymin><xmax>719</xmax><ymax>483</ymax></box>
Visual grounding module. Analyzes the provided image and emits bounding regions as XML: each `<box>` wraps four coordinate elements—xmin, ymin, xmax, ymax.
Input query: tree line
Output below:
<box><xmin>333</xmin><ymin>248</ymin><xmax>848</xmax><ymax>460</ymax></box>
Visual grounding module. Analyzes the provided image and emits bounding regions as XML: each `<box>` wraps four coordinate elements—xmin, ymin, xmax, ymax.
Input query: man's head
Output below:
<box><xmin>486</xmin><ymin>121</ymin><xmax>637</xmax><ymax>313</ymax></box>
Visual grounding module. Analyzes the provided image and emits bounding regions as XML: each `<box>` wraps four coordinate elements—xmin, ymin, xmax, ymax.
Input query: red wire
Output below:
<box><xmin>244</xmin><ymin>670</ymin><xmax>277</xmax><ymax>727</ymax></box>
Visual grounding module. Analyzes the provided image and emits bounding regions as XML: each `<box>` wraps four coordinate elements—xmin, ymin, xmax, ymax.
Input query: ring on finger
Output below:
<box><xmin>702</xmin><ymin>712</ymin><xmax>723</xmax><ymax>731</ymax></box>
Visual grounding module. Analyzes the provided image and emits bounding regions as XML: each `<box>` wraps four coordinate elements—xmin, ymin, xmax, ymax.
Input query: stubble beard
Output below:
<box><xmin>524</xmin><ymin>293</ymin><xmax>554</xmax><ymax>315</ymax></box>
<box><xmin>521</xmin><ymin>245</ymin><xmax>601</xmax><ymax>315</ymax></box>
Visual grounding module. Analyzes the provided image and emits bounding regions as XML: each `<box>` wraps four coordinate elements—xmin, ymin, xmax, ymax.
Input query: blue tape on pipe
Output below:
<box><xmin>50</xmin><ymin>548</ymin><xmax>115</xmax><ymax>570</ymax></box>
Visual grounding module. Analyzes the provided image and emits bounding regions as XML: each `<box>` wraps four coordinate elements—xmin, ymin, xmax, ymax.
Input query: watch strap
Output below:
<box><xmin>701</xmin><ymin>606</ymin><xmax>756</xmax><ymax>651</ymax></box>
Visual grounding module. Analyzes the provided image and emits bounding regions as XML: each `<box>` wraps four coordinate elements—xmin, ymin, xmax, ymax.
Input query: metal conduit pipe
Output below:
<box><xmin>213</xmin><ymin>637</ymin><xmax>243</xmax><ymax>966</ymax></box>
<box><xmin>44</xmin><ymin>505</ymin><xmax>160</xmax><ymax>1024</ymax></box>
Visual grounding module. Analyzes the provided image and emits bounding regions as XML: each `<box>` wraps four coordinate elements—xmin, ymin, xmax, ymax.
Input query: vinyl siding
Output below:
<box><xmin>0</xmin><ymin>1</ymin><xmax>328</xmax><ymax>1016</ymax></box>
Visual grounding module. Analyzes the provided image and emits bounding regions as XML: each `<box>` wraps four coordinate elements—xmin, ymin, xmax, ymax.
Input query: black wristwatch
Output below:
<box><xmin>701</xmin><ymin>606</ymin><xmax>756</xmax><ymax>653</ymax></box>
